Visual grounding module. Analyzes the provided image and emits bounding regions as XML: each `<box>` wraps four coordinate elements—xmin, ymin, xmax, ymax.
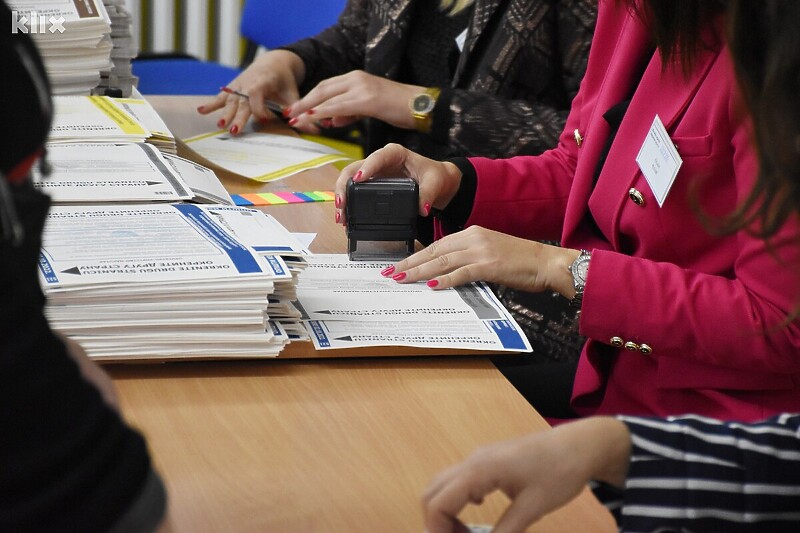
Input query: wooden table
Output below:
<box><xmin>107</xmin><ymin>96</ymin><xmax>614</xmax><ymax>532</ymax></box>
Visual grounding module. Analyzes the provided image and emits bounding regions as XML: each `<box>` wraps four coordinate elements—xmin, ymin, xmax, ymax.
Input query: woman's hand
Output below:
<box><xmin>197</xmin><ymin>50</ymin><xmax>306</xmax><ymax>135</ymax></box>
<box><xmin>286</xmin><ymin>70</ymin><xmax>425</xmax><ymax>133</ymax></box>
<box><xmin>386</xmin><ymin>227</ymin><xmax>581</xmax><ymax>296</ymax></box>
<box><xmin>333</xmin><ymin>143</ymin><xmax>463</xmax><ymax>225</ymax></box>
<box><xmin>422</xmin><ymin>417</ymin><xmax>631</xmax><ymax>533</ymax></box>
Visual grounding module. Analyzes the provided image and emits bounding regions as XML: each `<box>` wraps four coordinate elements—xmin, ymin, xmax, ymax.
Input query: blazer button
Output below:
<box><xmin>628</xmin><ymin>188</ymin><xmax>645</xmax><ymax>206</ymax></box>
<box><xmin>624</xmin><ymin>341</ymin><xmax>640</xmax><ymax>351</ymax></box>
<box><xmin>610</xmin><ymin>336</ymin><xmax>624</xmax><ymax>347</ymax></box>
<box><xmin>574</xmin><ymin>129</ymin><xmax>583</xmax><ymax>147</ymax></box>
<box><xmin>639</xmin><ymin>343</ymin><xmax>653</xmax><ymax>355</ymax></box>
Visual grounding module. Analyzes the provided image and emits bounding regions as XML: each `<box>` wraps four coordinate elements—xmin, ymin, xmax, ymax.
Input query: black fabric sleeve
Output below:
<box><xmin>436</xmin><ymin>157</ymin><xmax>477</xmax><ymax>229</ymax></box>
<box><xmin>0</xmin><ymin>183</ymin><xmax>165</xmax><ymax>533</ymax></box>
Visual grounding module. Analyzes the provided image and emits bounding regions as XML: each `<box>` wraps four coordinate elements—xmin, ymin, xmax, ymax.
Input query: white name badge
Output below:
<box><xmin>635</xmin><ymin>115</ymin><xmax>683</xmax><ymax>207</ymax></box>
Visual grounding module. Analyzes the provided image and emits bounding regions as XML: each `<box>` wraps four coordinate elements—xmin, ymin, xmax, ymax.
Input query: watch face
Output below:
<box><xmin>411</xmin><ymin>94</ymin><xmax>435</xmax><ymax>114</ymax></box>
<box><xmin>575</xmin><ymin>258</ymin><xmax>589</xmax><ymax>284</ymax></box>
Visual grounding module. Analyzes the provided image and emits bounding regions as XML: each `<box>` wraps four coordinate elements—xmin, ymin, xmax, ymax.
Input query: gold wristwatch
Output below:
<box><xmin>409</xmin><ymin>87</ymin><xmax>441</xmax><ymax>133</ymax></box>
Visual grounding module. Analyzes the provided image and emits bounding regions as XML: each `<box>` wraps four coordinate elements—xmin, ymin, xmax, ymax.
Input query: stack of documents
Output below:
<box><xmin>8</xmin><ymin>0</ymin><xmax>113</xmax><ymax>95</ymax></box>
<box><xmin>296</xmin><ymin>255</ymin><xmax>533</xmax><ymax>353</ymax></box>
<box><xmin>105</xmin><ymin>89</ymin><xmax>177</xmax><ymax>153</ymax></box>
<box><xmin>40</xmin><ymin>204</ymin><xmax>309</xmax><ymax>360</ymax></box>
<box><xmin>96</xmin><ymin>0</ymin><xmax>137</xmax><ymax>96</ymax></box>
<box><xmin>50</xmin><ymin>95</ymin><xmax>151</xmax><ymax>143</ymax></box>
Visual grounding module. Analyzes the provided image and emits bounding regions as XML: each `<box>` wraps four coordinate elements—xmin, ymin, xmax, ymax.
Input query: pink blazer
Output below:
<box><xmin>464</xmin><ymin>0</ymin><xmax>800</xmax><ymax>421</ymax></box>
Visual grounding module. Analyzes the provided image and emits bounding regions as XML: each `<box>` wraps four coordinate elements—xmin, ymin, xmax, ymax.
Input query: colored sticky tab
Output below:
<box><xmin>275</xmin><ymin>191</ymin><xmax>305</xmax><ymax>204</ymax></box>
<box><xmin>231</xmin><ymin>194</ymin><xmax>253</xmax><ymax>206</ymax></box>
<box><xmin>241</xmin><ymin>193</ymin><xmax>268</xmax><ymax>205</ymax></box>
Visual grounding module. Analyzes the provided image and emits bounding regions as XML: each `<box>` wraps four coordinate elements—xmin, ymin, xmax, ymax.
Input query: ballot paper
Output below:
<box><xmin>32</xmin><ymin>143</ymin><xmax>192</xmax><ymax>203</ymax></box>
<box><xmin>295</xmin><ymin>255</ymin><xmax>532</xmax><ymax>352</ymax></box>
<box><xmin>183</xmin><ymin>130</ymin><xmax>350</xmax><ymax>182</ymax></box>
<box><xmin>50</xmin><ymin>95</ymin><xmax>150</xmax><ymax>143</ymax></box>
<box><xmin>40</xmin><ymin>204</ymin><xmax>307</xmax><ymax>360</ymax></box>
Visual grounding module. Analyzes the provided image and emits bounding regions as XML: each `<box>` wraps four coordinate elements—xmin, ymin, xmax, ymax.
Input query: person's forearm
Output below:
<box><xmin>557</xmin><ymin>417</ymin><xmax>632</xmax><ymax>489</ymax></box>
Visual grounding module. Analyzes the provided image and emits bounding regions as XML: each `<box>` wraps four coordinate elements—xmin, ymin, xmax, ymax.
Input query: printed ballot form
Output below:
<box><xmin>184</xmin><ymin>130</ymin><xmax>349</xmax><ymax>182</ymax></box>
<box><xmin>296</xmin><ymin>255</ymin><xmax>532</xmax><ymax>352</ymax></box>
<box><xmin>50</xmin><ymin>95</ymin><xmax>150</xmax><ymax>143</ymax></box>
<box><xmin>33</xmin><ymin>143</ymin><xmax>192</xmax><ymax>203</ymax></box>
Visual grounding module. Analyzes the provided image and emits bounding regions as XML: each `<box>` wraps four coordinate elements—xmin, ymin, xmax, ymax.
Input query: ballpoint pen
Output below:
<box><xmin>219</xmin><ymin>86</ymin><xmax>331</xmax><ymax>129</ymax></box>
<box><xmin>220</xmin><ymin>86</ymin><xmax>288</xmax><ymax>118</ymax></box>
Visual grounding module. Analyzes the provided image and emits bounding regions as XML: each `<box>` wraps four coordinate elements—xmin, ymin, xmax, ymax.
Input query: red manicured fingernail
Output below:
<box><xmin>335</xmin><ymin>211</ymin><xmax>341</xmax><ymax>223</ymax></box>
<box><xmin>307</xmin><ymin>109</ymin><xmax>316</xmax><ymax>115</ymax></box>
<box><xmin>197</xmin><ymin>106</ymin><xmax>206</xmax><ymax>112</ymax></box>
<box><xmin>392</xmin><ymin>272</ymin><xmax>407</xmax><ymax>281</ymax></box>
<box><xmin>217</xmin><ymin>119</ymin><xmax>226</xmax><ymax>128</ymax></box>
<box><xmin>230</xmin><ymin>125</ymin><xmax>239</xmax><ymax>135</ymax></box>
<box><xmin>353</xmin><ymin>170</ymin><xmax>363</xmax><ymax>181</ymax></box>
<box><xmin>322</xmin><ymin>119</ymin><xmax>333</xmax><ymax>128</ymax></box>
<box><xmin>282</xmin><ymin>107</ymin><xmax>291</xmax><ymax>118</ymax></box>
<box><xmin>381</xmin><ymin>266</ymin><xmax>395</xmax><ymax>277</ymax></box>
<box><xmin>427</xmin><ymin>279</ymin><xmax>439</xmax><ymax>288</ymax></box>
<box><xmin>335</xmin><ymin>194</ymin><xmax>342</xmax><ymax>208</ymax></box>
<box><xmin>288</xmin><ymin>117</ymin><xmax>298</xmax><ymax>126</ymax></box>
<box><xmin>423</xmin><ymin>202</ymin><xmax>431</xmax><ymax>216</ymax></box>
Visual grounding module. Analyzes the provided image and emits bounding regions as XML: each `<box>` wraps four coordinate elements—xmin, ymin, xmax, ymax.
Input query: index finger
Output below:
<box><xmin>198</xmin><ymin>90</ymin><xmax>231</xmax><ymax>115</ymax></box>
<box><xmin>423</xmin><ymin>475</ymin><xmax>487</xmax><ymax>533</ymax></box>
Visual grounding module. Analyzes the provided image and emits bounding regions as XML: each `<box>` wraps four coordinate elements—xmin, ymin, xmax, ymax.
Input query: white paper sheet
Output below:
<box><xmin>184</xmin><ymin>130</ymin><xmax>349</xmax><ymax>182</ymax></box>
<box><xmin>295</xmin><ymin>255</ymin><xmax>532</xmax><ymax>352</ymax></box>
<box><xmin>33</xmin><ymin>143</ymin><xmax>192</xmax><ymax>203</ymax></box>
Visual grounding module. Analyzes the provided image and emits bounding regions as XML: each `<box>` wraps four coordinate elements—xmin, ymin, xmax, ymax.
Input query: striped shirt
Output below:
<box><xmin>591</xmin><ymin>414</ymin><xmax>800</xmax><ymax>532</ymax></box>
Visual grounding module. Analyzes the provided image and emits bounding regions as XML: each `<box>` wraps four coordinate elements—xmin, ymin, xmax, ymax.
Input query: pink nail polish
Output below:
<box><xmin>230</xmin><ymin>125</ymin><xmax>239</xmax><ymax>135</ymax></box>
<box><xmin>381</xmin><ymin>266</ymin><xmax>395</xmax><ymax>277</ymax></box>
<box><xmin>335</xmin><ymin>211</ymin><xmax>341</xmax><ymax>224</ymax></box>
<box><xmin>392</xmin><ymin>272</ymin><xmax>407</xmax><ymax>281</ymax></box>
<box><xmin>335</xmin><ymin>194</ymin><xmax>342</xmax><ymax>208</ymax></box>
<box><xmin>217</xmin><ymin>119</ymin><xmax>226</xmax><ymax>128</ymax></box>
<box><xmin>197</xmin><ymin>106</ymin><xmax>206</xmax><ymax>113</ymax></box>
<box><xmin>427</xmin><ymin>279</ymin><xmax>439</xmax><ymax>288</ymax></box>
<box><xmin>307</xmin><ymin>109</ymin><xmax>316</xmax><ymax>116</ymax></box>
<box><xmin>282</xmin><ymin>107</ymin><xmax>292</xmax><ymax>118</ymax></box>
<box><xmin>353</xmin><ymin>170</ymin><xmax>363</xmax><ymax>182</ymax></box>
<box><xmin>288</xmin><ymin>118</ymin><xmax>298</xmax><ymax>126</ymax></box>
<box><xmin>423</xmin><ymin>202</ymin><xmax>431</xmax><ymax>216</ymax></box>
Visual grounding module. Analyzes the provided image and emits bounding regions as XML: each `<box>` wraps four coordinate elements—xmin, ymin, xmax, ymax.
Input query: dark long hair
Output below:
<box><xmin>620</xmin><ymin>0</ymin><xmax>728</xmax><ymax>74</ymax></box>
<box><xmin>726</xmin><ymin>0</ymin><xmax>800</xmax><ymax>238</ymax></box>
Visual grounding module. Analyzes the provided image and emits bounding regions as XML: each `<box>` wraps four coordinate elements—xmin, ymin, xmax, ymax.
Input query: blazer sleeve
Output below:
<box><xmin>609</xmin><ymin>414</ymin><xmax>800</xmax><ymax>532</ymax></box>
<box><xmin>279</xmin><ymin>0</ymin><xmax>369</xmax><ymax>94</ymax></box>
<box><xmin>430</xmin><ymin>0</ymin><xmax>596</xmax><ymax>158</ymax></box>
<box><xmin>460</xmin><ymin>71</ymin><xmax>590</xmax><ymax>241</ymax></box>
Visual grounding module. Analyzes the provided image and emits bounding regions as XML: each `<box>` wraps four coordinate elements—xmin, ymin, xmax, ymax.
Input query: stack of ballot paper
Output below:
<box><xmin>50</xmin><ymin>95</ymin><xmax>151</xmax><ymax>143</ymax></box>
<box><xmin>295</xmin><ymin>255</ymin><xmax>533</xmax><ymax>353</ymax></box>
<box><xmin>106</xmin><ymin>89</ymin><xmax>177</xmax><ymax>153</ymax></box>
<box><xmin>40</xmin><ymin>204</ymin><xmax>310</xmax><ymax>360</ymax></box>
<box><xmin>8</xmin><ymin>0</ymin><xmax>113</xmax><ymax>95</ymax></box>
<box><xmin>96</xmin><ymin>0</ymin><xmax>137</xmax><ymax>97</ymax></box>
